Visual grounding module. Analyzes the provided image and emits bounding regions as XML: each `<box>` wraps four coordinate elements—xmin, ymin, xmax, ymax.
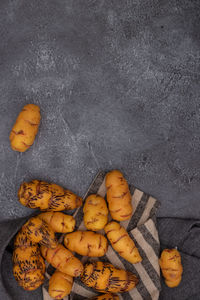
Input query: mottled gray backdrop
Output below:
<box><xmin>0</xmin><ymin>0</ymin><xmax>200</xmax><ymax>221</ymax></box>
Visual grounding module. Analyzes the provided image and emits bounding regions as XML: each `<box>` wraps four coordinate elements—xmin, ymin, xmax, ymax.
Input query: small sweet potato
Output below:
<box><xmin>159</xmin><ymin>249</ymin><xmax>183</xmax><ymax>288</ymax></box>
<box><xmin>81</xmin><ymin>261</ymin><xmax>138</xmax><ymax>293</ymax></box>
<box><xmin>83</xmin><ymin>194</ymin><xmax>108</xmax><ymax>231</ymax></box>
<box><xmin>64</xmin><ymin>231</ymin><xmax>108</xmax><ymax>257</ymax></box>
<box><xmin>38</xmin><ymin>212</ymin><xmax>75</xmax><ymax>233</ymax></box>
<box><xmin>49</xmin><ymin>270</ymin><xmax>73</xmax><ymax>299</ymax></box>
<box><xmin>10</xmin><ymin>104</ymin><xmax>41</xmax><ymax>152</ymax></box>
<box><xmin>41</xmin><ymin>244</ymin><xmax>83</xmax><ymax>277</ymax></box>
<box><xmin>104</xmin><ymin>221</ymin><xmax>142</xmax><ymax>264</ymax></box>
<box><xmin>105</xmin><ymin>170</ymin><xmax>133</xmax><ymax>221</ymax></box>
<box><xmin>18</xmin><ymin>180</ymin><xmax>82</xmax><ymax>211</ymax></box>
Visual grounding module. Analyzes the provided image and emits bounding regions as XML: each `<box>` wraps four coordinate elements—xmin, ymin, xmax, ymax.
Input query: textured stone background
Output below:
<box><xmin>0</xmin><ymin>0</ymin><xmax>200</xmax><ymax>221</ymax></box>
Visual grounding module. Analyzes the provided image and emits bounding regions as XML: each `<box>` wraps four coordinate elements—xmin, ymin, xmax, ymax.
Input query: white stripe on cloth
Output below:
<box><xmin>97</xmin><ymin>178</ymin><xmax>106</xmax><ymax>197</ymax></box>
<box><xmin>134</xmin><ymin>263</ymin><xmax>158</xmax><ymax>299</ymax></box>
<box><xmin>145</xmin><ymin>218</ymin><xmax>160</xmax><ymax>244</ymax></box>
<box><xmin>132</xmin><ymin>228</ymin><xmax>160</xmax><ymax>276</ymax></box>
<box><xmin>121</xmin><ymin>189</ymin><xmax>144</xmax><ymax>230</ymax></box>
<box><xmin>131</xmin><ymin>189</ymin><xmax>144</xmax><ymax>214</ymax></box>
<box><xmin>105</xmin><ymin>245</ymin><xmax>125</xmax><ymax>269</ymax></box>
<box><xmin>151</xmin><ymin>289</ymin><xmax>160</xmax><ymax>300</ymax></box>
<box><xmin>45</xmin><ymin>271</ymin><xmax>50</xmax><ymax>279</ymax></box>
<box><xmin>128</xmin><ymin>285</ymin><xmax>144</xmax><ymax>300</ymax></box>
<box><xmin>42</xmin><ymin>287</ymin><xmax>54</xmax><ymax>300</ymax></box>
<box><xmin>117</xmin><ymin>294</ymin><xmax>124</xmax><ymax>300</ymax></box>
<box><xmin>77</xmin><ymin>219</ymin><xmax>85</xmax><ymax>230</ymax></box>
<box><xmin>137</xmin><ymin>196</ymin><xmax>156</xmax><ymax>226</ymax></box>
<box><xmin>72</xmin><ymin>282</ymin><xmax>97</xmax><ymax>298</ymax></box>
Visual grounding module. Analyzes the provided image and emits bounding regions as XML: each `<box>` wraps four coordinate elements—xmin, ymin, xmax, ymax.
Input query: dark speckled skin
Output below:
<box><xmin>0</xmin><ymin>0</ymin><xmax>200</xmax><ymax>225</ymax></box>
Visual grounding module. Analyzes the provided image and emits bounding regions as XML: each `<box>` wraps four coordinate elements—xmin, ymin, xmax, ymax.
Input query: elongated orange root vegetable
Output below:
<box><xmin>13</xmin><ymin>229</ymin><xmax>45</xmax><ymax>290</ymax></box>
<box><xmin>104</xmin><ymin>221</ymin><xmax>142</xmax><ymax>264</ymax></box>
<box><xmin>9</xmin><ymin>104</ymin><xmax>41</xmax><ymax>152</ymax></box>
<box><xmin>159</xmin><ymin>249</ymin><xmax>183</xmax><ymax>288</ymax></box>
<box><xmin>64</xmin><ymin>231</ymin><xmax>108</xmax><ymax>257</ymax></box>
<box><xmin>105</xmin><ymin>170</ymin><xmax>132</xmax><ymax>221</ymax></box>
<box><xmin>81</xmin><ymin>261</ymin><xmax>138</xmax><ymax>293</ymax></box>
<box><xmin>48</xmin><ymin>270</ymin><xmax>73</xmax><ymax>299</ymax></box>
<box><xmin>38</xmin><ymin>212</ymin><xmax>75</xmax><ymax>233</ymax></box>
<box><xmin>41</xmin><ymin>244</ymin><xmax>83</xmax><ymax>277</ymax></box>
<box><xmin>22</xmin><ymin>217</ymin><xmax>58</xmax><ymax>248</ymax></box>
<box><xmin>91</xmin><ymin>293</ymin><xmax>119</xmax><ymax>300</ymax></box>
<box><xmin>18</xmin><ymin>180</ymin><xmax>82</xmax><ymax>211</ymax></box>
<box><xmin>83</xmin><ymin>194</ymin><xmax>108</xmax><ymax>231</ymax></box>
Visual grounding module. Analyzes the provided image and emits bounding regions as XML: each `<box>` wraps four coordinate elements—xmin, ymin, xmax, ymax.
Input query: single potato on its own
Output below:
<box><xmin>10</xmin><ymin>104</ymin><xmax>41</xmax><ymax>152</ymax></box>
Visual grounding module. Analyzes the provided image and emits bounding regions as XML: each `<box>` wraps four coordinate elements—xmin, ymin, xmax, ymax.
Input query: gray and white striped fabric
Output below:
<box><xmin>43</xmin><ymin>171</ymin><xmax>161</xmax><ymax>300</ymax></box>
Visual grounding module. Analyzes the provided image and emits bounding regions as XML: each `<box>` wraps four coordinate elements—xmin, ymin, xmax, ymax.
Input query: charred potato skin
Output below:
<box><xmin>81</xmin><ymin>261</ymin><xmax>138</xmax><ymax>293</ymax></box>
<box><xmin>12</xmin><ymin>228</ymin><xmax>45</xmax><ymax>291</ymax></box>
<box><xmin>22</xmin><ymin>216</ymin><xmax>58</xmax><ymax>248</ymax></box>
<box><xmin>18</xmin><ymin>180</ymin><xmax>82</xmax><ymax>211</ymax></box>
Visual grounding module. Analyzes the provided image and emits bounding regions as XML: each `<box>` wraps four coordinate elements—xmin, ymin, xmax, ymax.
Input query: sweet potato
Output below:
<box><xmin>18</xmin><ymin>180</ymin><xmax>82</xmax><ymax>211</ymax></box>
<box><xmin>105</xmin><ymin>170</ymin><xmax>132</xmax><ymax>221</ymax></box>
<box><xmin>13</xmin><ymin>262</ymin><xmax>45</xmax><ymax>291</ymax></box>
<box><xmin>13</xmin><ymin>229</ymin><xmax>45</xmax><ymax>291</ymax></box>
<box><xmin>22</xmin><ymin>216</ymin><xmax>58</xmax><ymax>248</ymax></box>
<box><xmin>9</xmin><ymin>104</ymin><xmax>41</xmax><ymax>152</ymax></box>
<box><xmin>48</xmin><ymin>270</ymin><xmax>73</xmax><ymax>299</ymax></box>
<box><xmin>41</xmin><ymin>244</ymin><xmax>83</xmax><ymax>277</ymax></box>
<box><xmin>104</xmin><ymin>221</ymin><xmax>142</xmax><ymax>264</ymax></box>
<box><xmin>81</xmin><ymin>261</ymin><xmax>138</xmax><ymax>293</ymax></box>
<box><xmin>13</xmin><ymin>244</ymin><xmax>40</xmax><ymax>264</ymax></box>
<box><xmin>159</xmin><ymin>249</ymin><xmax>183</xmax><ymax>288</ymax></box>
<box><xmin>64</xmin><ymin>231</ymin><xmax>108</xmax><ymax>257</ymax></box>
<box><xmin>83</xmin><ymin>194</ymin><xmax>108</xmax><ymax>231</ymax></box>
<box><xmin>38</xmin><ymin>212</ymin><xmax>75</xmax><ymax>233</ymax></box>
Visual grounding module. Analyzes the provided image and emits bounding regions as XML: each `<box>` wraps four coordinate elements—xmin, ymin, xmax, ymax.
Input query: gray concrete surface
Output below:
<box><xmin>0</xmin><ymin>0</ymin><xmax>200</xmax><ymax>221</ymax></box>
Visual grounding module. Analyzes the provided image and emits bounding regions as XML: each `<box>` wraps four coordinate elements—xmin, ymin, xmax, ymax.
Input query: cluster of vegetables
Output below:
<box><xmin>10</xmin><ymin>104</ymin><xmax>183</xmax><ymax>299</ymax></box>
<box><xmin>13</xmin><ymin>170</ymin><xmax>141</xmax><ymax>299</ymax></box>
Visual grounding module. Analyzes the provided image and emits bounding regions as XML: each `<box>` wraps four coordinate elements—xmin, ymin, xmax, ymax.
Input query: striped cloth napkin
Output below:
<box><xmin>43</xmin><ymin>171</ymin><xmax>161</xmax><ymax>300</ymax></box>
